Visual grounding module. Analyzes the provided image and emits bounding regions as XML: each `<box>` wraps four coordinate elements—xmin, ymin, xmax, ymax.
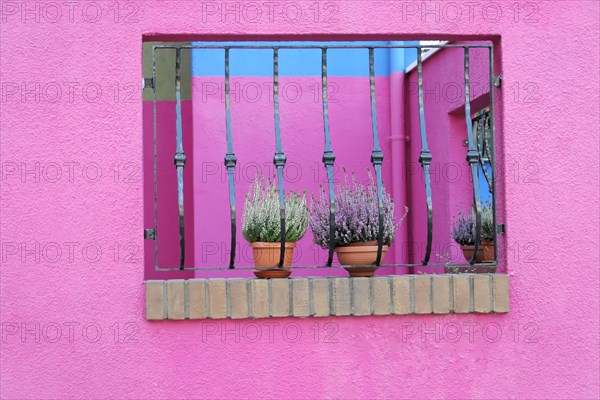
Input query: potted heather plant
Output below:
<box><xmin>242</xmin><ymin>176</ymin><xmax>309</xmax><ymax>278</ymax></box>
<box><xmin>451</xmin><ymin>201</ymin><xmax>495</xmax><ymax>266</ymax></box>
<box><xmin>310</xmin><ymin>172</ymin><xmax>408</xmax><ymax>277</ymax></box>
<box><xmin>479</xmin><ymin>201</ymin><xmax>495</xmax><ymax>266</ymax></box>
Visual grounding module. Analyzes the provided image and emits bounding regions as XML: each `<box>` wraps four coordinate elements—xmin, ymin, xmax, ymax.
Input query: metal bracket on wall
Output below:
<box><xmin>496</xmin><ymin>224</ymin><xmax>506</xmax><ymax>234</ymax></box>
<box><xmin>143</xmin><ymin>77</ymin><xmax>154</xmax><ymax>89</ymax></box>
<box><xmin>493</xmin><ymin>75</ymin><xmax>502</xmax><ymax>88</ymax></box>
<box><xmin>144</xmin><ymin>228</ymin><xmax>156</xmax><ymax>240</ymax></box>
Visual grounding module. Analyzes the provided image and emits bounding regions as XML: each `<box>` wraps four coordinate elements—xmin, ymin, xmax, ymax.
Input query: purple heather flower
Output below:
<box><xmin>309</xmin><ymin>171</ymin><xmax>408</xmax><ymax>249</ymax></box>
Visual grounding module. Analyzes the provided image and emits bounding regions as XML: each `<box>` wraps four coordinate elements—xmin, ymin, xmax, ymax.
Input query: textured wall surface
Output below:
<box><xmin>1</xmin><ymin>1</ymin><xmax>599</xmax><ymax>399</ymax></box>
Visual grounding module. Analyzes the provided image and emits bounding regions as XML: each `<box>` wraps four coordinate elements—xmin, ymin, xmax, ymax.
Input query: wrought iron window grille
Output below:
<box><xmin>145</xmin><ymin>42</ymin><xmax>500</xmax><ymax>272</ymax></box>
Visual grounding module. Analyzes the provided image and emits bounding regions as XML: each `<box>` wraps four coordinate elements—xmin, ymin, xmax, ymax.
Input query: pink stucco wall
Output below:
<box><xmin>1</xmin><ymin>2</ymin><xmax>599</xmax><ymax>399</ymax></box>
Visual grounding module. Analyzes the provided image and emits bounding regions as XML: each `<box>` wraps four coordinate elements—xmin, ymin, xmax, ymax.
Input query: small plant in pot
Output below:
<box><xmin>242</xmin><ymin>176</ymin><xmax>309</xmax><ymax>279</ymax></box>
<box><xmin>310</xmin><ymin>172</ymin><xmax>408</xmax><ymax>277</ymax></box>
<box><xmin>451</xmin><ymin>201</ymin><xmax>495</xmax><ymax>271</ymax></box>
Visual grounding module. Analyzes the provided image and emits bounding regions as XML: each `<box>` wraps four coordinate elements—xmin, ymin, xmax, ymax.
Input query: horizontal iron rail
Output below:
<box><xmin>155</xmin><ymin>262</ymin><xmax>497</xmax><ymax>271</ymax></box>
<box><xmin>152</xmin><ymin>44</ymin><xmax>492</xmax><ymax>50</ymax></box>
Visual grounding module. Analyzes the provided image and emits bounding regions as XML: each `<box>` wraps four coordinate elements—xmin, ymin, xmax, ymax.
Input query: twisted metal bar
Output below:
<box><xmin>173</xmin><ymin>48</ymin><xmax>187</xmax><ymax>269</ymax></box>
<box><xmin>272</xmin><ymin>48</ymin><xmax>287</xmax><ymax>268</ymax></box>
<box><xmin>464</xmin><ymin>47</ymin><xmax>483</xmax><ymax>265</ymax></box>
<box><xmin>482</xmin><ymin>114</ymin><xmax>495</xmax><ymax>179</ymax></box>
<box><xmin>417</xmin><ymin>48</ymin><xmax>433</xmax><ymax>265</ymax></box>
<box><xmin>368</xmin><ymin>48</ymin><xmax>385</xmax><ymax>266</ymax></box>
<box><xmin>155</xmin><ymin>262</ymin><xmax>496</xmax><ymax>272</ymax></box>
<box><xmin>320</xmin><ymin>48</ymin><xmax>336</xmax><ymax>266</ymax></box>
<box><xmin>475</xmin><ymin>112</ymin><xmax>493</xmax><ymax>193</ymax></box>
<box><xmin>224</xmin><ymin>48</ymin><xmax>238</xmax><ymax>269</ymax></box>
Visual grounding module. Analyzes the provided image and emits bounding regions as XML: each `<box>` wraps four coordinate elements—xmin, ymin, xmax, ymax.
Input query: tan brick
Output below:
<box><xmin>146</xmin><ymin>281</ymin><xmax>165</xmax><ymax>320</ymax></box>
<box><xmin>292</xmin><ymin>278</ymin><xmax>310</xmax><ymax>317</ymax></box>
<box><xmin>229</xmin><ymin>279</ymin><xmax>249</xmax><ymax>319</ymax></box>
<box><xmin>414</xmin><ymin>275</ymin><xmax>432</xmax><ymax>314</ymax></box>
<box><xmin>351</xmin><ymin>277</ymin><xmax>371</xmax><ymax>316</ymax></box>
<box><xmin>452</xmin><ymin>274</ymin><xmax>471</xmax><ymax>313</ymax></box>
<box><xmin>271</xmin><ymin>279</ymin><xmax>290</xmax><ymax>317</ymax></box>
<box><xmin>167</xmin><ymin>280</ymin><xmax>185</xmax><ymax>320</ymax></box>
<box><xmin>473</xmin><ymin>275</ymin><xmax>492</xmax><ymax>313</ymax></box>
<box><xmin>391</xmin><ymin>276</ymin><xmax>411</xmax><ymax>315</ymax></box>
<box><xmin>492</xmin><ymin>274</ymin><xmax>510</xmax><ymax>313</ymax></box>
<box><xmin>432</xmin><ymin>275</ymin><xmax>450</xmax><ymax>314</ymax></box>
<box><xmin>251</xmin><ymin>279</ymin><xmax>269</xmax><ymax>318</ymax></box>
<box><xmin>373</xmin><ymin>277</ymin><xmax>391</xmax><ymax>315</ymax></box>
<box><xmin>333</xmin><ymin>278</ymin><xmax>351</xmax><ymax>316</ymax></box>
<box><xmin>208</xmin><ymin>279</ymin><xmax>227</xmax><ymax>319</ymax></box>
<box><xmin>311</xmin><ymin>278</ymin><xmax>330</xmax><ymax>317</ymax></box>
<box><xmin>188</xmin><ymin>279</ymin><xmax>206</xmax><ymax>319</ymax></box>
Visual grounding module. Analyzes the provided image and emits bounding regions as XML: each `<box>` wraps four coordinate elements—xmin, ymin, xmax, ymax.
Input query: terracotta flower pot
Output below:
<box><xmin>335</xmin><ymin>241</ymin><xmax>388</xmax><ymax>277</ymax></box>
<box><xmin>251</xmin><ymin>242</ymin><xmax>295</xmax><ymax>278</ymax></box>
<box><xmin>461</xmin><ymin>244</ymin><xmax>485</xmax><ymax>263</ymax></box>
<box><xmin>461</xmin><ymin>240</ymin><xmax>494</xmax><ymax>263</ymax></box>
<box><xmin>456</xmin><ymin>241</ymin><xmax>496</xmax><ymax>273</ymax></box>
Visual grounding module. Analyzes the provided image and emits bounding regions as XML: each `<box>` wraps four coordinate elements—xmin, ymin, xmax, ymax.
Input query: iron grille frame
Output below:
<box><xmin>146</xmin><ymin>42</ymin><xmax>500</xmax><ymax>272</ymax></box>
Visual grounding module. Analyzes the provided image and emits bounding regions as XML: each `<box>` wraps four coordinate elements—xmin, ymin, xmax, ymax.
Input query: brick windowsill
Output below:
<box><xmin>145</xmin><ymin>274</ymin><xmax>509</xmax><ymax>320</ymax></box>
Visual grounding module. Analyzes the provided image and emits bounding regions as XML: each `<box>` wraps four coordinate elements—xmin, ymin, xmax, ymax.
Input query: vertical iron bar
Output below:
<box><xmin>464</xmin><ymin>47</ymin><xmax>482</xmax><ymax>265</ymax></box>
<box><xmin>224</xmin><ymin>48</ymin><xmax>238</xmax><ymax>269</ymax></box>
<box><xmin>483</xmin><ymin>114</ymin><xmax>494</xmax><ymax>168</ymax></box>
<box><xmin>488</xmin><ymin>45</ymin><xmax>498</xmax><ymax>262</ymax></box>
<box><xmin>272</xmin><ymin>48</ymin><xmax>287</xmax><ymax>268</ymax></box>
<box><xmin>475</xmin><ymin>113</ymin><xmax>493</xmax><ymax>192</ymax></box>
<box><xmin>368</xmin><ymin>48</ymin><xmax>385</xmax><ymax>266</ymax></box>
<box><xmin>174</xmin><ymin>47</ymin><xmax>187</xmax><ymax>269</ymax></box>
<box><xmin>152</xmin><ymin>46</ymin><xmax>159</xmax><ymax>270</ymax></box>
<box><xmin>417</xmin><ymin>48</ymin><xmax>433</xmax><ymax>265</ymax></box>
<box><xmin>321</xmin><ymin>48</ymin><xmax>336</xmax><ymax>267</ymax></box>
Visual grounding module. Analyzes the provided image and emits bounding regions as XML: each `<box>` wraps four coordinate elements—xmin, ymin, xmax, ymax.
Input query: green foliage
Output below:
<box><xmin>480</xmin><ymin>201</ymin><xmax>494</xmax><ymax>241</ymax></box>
